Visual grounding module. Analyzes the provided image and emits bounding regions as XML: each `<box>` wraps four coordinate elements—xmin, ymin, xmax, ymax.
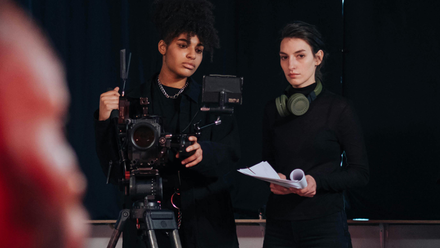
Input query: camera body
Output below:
<box><xmin>125</xmin><ymin>116</ymin><xmax>166</xmax><ymax>168</ymax></box>
<box><xmin>118</xmin><ymin>97</ymin><xmax>193</xmax><ymax>171</ymax></box>
<box><xmin>112</xmin><ymin>75</ymin><xmax>243</xmax><ymax>200</ymax></box>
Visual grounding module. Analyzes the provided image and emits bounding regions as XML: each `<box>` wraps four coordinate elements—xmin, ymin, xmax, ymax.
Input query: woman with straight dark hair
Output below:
<box><xmin>261</xmin><ymin>21</ymin><xmax>369</xmax><ymax>248</ymax></box>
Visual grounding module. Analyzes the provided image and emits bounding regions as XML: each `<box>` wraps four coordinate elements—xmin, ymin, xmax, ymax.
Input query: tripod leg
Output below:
<box><xmin>107</xmin><ymin>229</ymin><xmax>121</xmax><ymax>248</ymax></box>
<box><xmin>107</xmin><ymin>209</ymin><xmax>130</xmax><ymax>248</ymax></box>
<box><xmin>169</xmin><ymin>229</ymin><xmax>182</xmax><ymax>248</ymax></box>
<box><xmin>144</xmin><ymin>230</ymin><xmax>159</xmax><ymax>248</ymax></box>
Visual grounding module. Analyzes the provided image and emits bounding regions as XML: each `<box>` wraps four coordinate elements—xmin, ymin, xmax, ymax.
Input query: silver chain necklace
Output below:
<box><xmin>157</xmin><ymin>77</ymin><xmax>189</xmax><ymax>99</ymax></box>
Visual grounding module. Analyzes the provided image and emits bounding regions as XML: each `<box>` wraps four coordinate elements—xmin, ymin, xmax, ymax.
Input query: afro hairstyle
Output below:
<box><xmin>153</xmin><ymin>0</ymin><xmax>220</xmax><ymax>55</ymax></box>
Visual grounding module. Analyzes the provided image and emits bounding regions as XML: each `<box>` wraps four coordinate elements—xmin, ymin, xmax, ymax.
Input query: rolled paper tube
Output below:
<box><xmin>289</xmin><ymin>169</ymin><xmax>308</xmax><ymax>189</ymax></box>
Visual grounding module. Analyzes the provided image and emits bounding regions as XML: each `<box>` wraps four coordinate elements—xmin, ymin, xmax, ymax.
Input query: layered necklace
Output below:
<box><xmin>157</xmin><ymin>77</ymin><xmax>189</xmax><ymax>99</ymax></box>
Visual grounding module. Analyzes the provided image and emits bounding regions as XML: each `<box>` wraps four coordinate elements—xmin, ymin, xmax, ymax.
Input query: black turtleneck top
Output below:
<box><xmin>262</xmin><ymin>83</ymin><xmax>369</xmax><ymax>220</ymax></box>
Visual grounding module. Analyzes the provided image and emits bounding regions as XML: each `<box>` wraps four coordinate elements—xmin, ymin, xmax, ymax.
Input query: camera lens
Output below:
<box><xmin>132</xmin><ymin>125</ymin><xmax>155</xmax><ymax>149</ymax></box>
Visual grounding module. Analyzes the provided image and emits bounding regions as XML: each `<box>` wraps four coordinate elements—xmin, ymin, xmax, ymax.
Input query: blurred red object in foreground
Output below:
<box><xmin>0</xmin><ymin>1</ymin><xmax>89</xmax><ymax>248</ymax></box>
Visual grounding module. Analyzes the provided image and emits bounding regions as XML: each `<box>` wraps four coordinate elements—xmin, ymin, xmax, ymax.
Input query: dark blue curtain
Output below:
<box><xmin>13</xmin><ymin>0</ymin><xmax>440</xmax><ymax>220</ymax></box>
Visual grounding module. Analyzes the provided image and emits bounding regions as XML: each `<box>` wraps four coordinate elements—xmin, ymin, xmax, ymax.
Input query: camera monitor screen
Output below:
<box><xmin>202</xmin><ymin>75</ymin><xmax>243</xmax><ymax>104</ymax></box>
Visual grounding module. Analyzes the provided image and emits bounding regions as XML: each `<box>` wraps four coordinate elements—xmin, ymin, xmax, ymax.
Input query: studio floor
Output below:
<box><xmin>86</xmin><ymin>220</ymin><xmax>440</xmax><ymax>248</ymax></box>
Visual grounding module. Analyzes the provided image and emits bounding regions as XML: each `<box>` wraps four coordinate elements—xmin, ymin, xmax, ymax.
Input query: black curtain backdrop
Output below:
<box><xmin>13</xmin><ymin>0</ymin><xmax>440</xmax><ymax>220</ymax></box>
<box><xmin>343</xmin><ymin>0</ymin><xmax>440</xmax><ymax>220</ymax></box>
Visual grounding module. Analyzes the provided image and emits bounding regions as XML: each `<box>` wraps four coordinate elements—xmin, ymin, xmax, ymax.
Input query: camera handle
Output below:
<box><xmin>106</xmin><ymin>109</ymin><xmax>129</xmax><ymax>185</ymax></box>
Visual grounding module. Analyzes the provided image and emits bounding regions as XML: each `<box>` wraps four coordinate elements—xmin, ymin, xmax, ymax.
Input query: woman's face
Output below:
<box><xmin>159</xmin><ymin>33</ymin><xmax>204</xmax><ymax>79</ymax></box>
<box><xmin>279</xmin><ymin>38</ymin><xmax>323</xmax><ymax>88</ymax></box>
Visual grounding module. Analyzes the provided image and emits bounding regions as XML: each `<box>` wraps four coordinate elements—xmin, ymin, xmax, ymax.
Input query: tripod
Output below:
<box><xmin>107</xmin><ymin>196</ymin><xmax>182</xmax><ymax>248</ymax></box>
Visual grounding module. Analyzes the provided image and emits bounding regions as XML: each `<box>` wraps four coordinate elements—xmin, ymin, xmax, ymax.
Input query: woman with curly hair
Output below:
<box><xmin>94</xmin><ymin>0</ymin><xmax>240</xmax><ymax>247</ymax></box>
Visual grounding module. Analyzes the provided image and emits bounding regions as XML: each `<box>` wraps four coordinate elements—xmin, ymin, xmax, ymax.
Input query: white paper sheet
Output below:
<box><xmin>237</xmin><ymin>161</ymin><xmax>307</xmax><ymax>189</ymax></box>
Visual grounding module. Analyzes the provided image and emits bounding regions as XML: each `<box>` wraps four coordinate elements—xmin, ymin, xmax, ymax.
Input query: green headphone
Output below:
<box><xmin>275</xmin><ymin>80</ymin><xmax>323</xmax><ymax>117</ymax></box>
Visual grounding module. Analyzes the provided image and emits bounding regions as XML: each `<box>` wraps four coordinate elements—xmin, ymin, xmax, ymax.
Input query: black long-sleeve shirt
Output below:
<box><xmin>262</xmin><ymin>83</ymin><xmax>369</xmax><ymax>220</ymax></box>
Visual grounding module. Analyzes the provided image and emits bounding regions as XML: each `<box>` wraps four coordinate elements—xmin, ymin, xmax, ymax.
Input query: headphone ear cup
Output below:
<box><xmin>276</xmin><ymin>94</ymin><xmax>291</xmax><ymax>117</ymax></box>
<box><xmin>287</xmin><ymin>93</ymin><xmax>309</xmax><ymax>116</ymax></box>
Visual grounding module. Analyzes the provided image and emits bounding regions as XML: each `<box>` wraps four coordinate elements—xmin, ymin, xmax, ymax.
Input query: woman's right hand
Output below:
<box><xmin>270</xmin><ymin>173</ymin><xmax>292</xmax><ymax>195</ymax></box>
<box><xmin>98</xmin><ymin>87</ymin><xmax>120</xmax><ymax>121</ymax></box>
<box><xmin>270</xmin><ymin>173</ymin><xmax>316</xmax><ymax>198</ymax></box>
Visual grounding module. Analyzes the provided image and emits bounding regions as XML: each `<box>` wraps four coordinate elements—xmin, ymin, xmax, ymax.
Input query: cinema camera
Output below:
<box><xmin>113</xmin><ymin>96</ymin><xmax>192</xmax><ymax>201</ymax></box>
<box><xmin>106</xmin><ymin>71</ymin><xmax>243</xmax><ymax>248</ymax></box>
<box><xmin>110</xmin><ymin>74</ymin><xmax>243</xmax><ymax>200</ymax></box>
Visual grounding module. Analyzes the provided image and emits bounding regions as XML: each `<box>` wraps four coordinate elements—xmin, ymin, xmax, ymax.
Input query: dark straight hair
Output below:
<box><xmin>280</xmin><ymin>21</ymin><xmax>326</xmax><ymax>81</ymax></box>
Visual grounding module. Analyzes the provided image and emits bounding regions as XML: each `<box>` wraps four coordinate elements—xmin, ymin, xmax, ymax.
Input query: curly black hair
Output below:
<box><xmin>153</xmin><ymin>0</ymin><xmax>220</xmax><ymax>55</ymax></box>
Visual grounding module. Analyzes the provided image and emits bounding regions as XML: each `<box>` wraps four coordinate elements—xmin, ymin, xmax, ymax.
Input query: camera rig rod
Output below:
<box><xmin>107</xmin><ymin>109</ymin><xmax>129</xmax><ymax>185</ymax></box>
<box><xmin>193</xmin><ymin>117</ymin><xmax>222</xmax><ymax>136</ymax></box>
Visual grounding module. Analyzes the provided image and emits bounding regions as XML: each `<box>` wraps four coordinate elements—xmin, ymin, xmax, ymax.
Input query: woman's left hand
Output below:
<box><xmin>176</xmin><ymin>136</ymin><xmax>203</xmax><ymax>168</ymax></box>
<box><xmin>289</xmin><ymin>175</ymin><xmax>317</xmax><ymax>198</ymax></box>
